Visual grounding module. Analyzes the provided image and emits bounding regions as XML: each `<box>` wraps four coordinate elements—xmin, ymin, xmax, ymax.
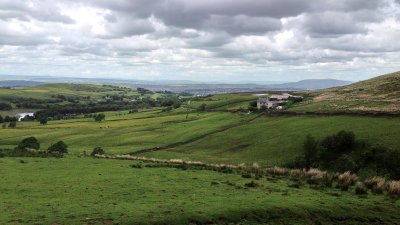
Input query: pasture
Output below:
<box><xmin>1</xmin><ymin>157</ymin><xmax>400</xmax><ymax>225</ymax></box>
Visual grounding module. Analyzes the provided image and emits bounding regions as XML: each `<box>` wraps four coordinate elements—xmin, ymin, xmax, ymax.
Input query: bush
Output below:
<box><xmin>241</xmin><ymin>173</ymin><xmax>252</xmax><ymax>178</ymax></box>
<box><xmin>0</xmin><ymin>102</ymin><xmax>12</xmax><ymax>110</ymax></box>
<box><xmin>387</xmin><ymin>181</ymin><xmax>400</xmax><ymax>198</ymax></box>
<box><xmin>17</xmin><ymin>137</ymin><xmax>40</xmax><ymax>150</ymax></box>
<box><xmin>337</xmin><ymin>172</ymin><xmax>358</xmax><ymax>191</ymax></box>
<box><xmin>197</xmin><ymin>104</ymin><xmax>207</xmax><ymax>112</ymax></box>
<box><xmin>355</xmin><ymin>182</ymin><xmax>368</xmax><ymax>195</ymax></box>
<box><xmin>303</xmin><ymin>134</ymin><xmax>319</xmax><ymax>168</ymax></box>
<box><xmin>39</xmin><ymin>118</ymin><xmax>48</xmax><ymax>125</ymax></box>
<box><xmin>48</xmin><ymin>141</ymin><xmax>68</xmax><ymax>154</ymax></box>
<box><xmin>332</xmin><ymin>154</ymin><xmax>358</xmax><ymax>173</ymax></box>
<box><xmin>244</xmin><ymin>181</ymin><xmax>260</xmax><ymax>188</ymax></box>
<box><xmin>91</xmin><ymin>147</ymin><xmax>105</xmax><ymax>156</ymax></box>
<box><xmin>94</xmin><ymin>113</ymin><xmax>105</xmax><ymax>122</ymax></box>
<box><xmin>8</xmin><ymin>121</ymin><xmax>16</xmax><ymax>128</ymax></box>
<box><xmin>320</xmin><ymin>131</ymin><xmax>355</xmax><ymax>162</ymax></box>
<box><xmin>364</xmin><ymin>176</ymin><xmax>386</xmax><ymax>194</ymax></box>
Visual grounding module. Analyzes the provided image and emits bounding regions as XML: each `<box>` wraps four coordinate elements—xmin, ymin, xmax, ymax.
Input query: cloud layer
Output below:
<box><xmin>0</xmin><ymin>0</ymin><xmax>399</xmax><ymax>81</ymax></box>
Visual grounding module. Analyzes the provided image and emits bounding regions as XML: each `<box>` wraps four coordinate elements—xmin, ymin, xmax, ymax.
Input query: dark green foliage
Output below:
<box><xmin>320</xmin><ymin>131</ymin><xmax>355</xmax><ymax>162</ymax></box>
<box><xmin>17</xmin><ymin>137</ymin><xmax>40</xmax><ymax>150</ymax></box>
<box><xmin>162</xmin><ymin>106</ymin><xmax>172</xmax><ymax>112</ymax></box>
<box><xmin>197</xmin><ymin>104</ymin><xmax>207</xmax><ymax>112</ymax></box>
<box><xmin>8</xmin><ymin>121</ymin><xmax>16</xmax><ymax>128</ymax></box>
<box><xmin>332</xmin><ymin>154</ymin><xmax>358</xmax><ymax>173</ymax></box>
<box><xmin>94</xmin><ymin>113</ymin><xmax>105</xmax><ymax>122</ymax></box>
<box><xmin>300</xmin><ymin>131</ymin><xmax>400</xmax><ymax>179</ymax></box>
<box><xmin>244</xmin><ymin>180</ymin><xmax>260</xmax><ymax>188</ymax></box>
<box><xmin>137</xmin><ymin>87</ymin><xmax>153</xmax><ymax>95</ymax></box>
<box><xmin>0</xmin><ymin>102</ymin><xmax>12</xmax><ymax>110</ymax></box>
<box><xmin>0</xmin><ymin>115</ymin><xmax>3</xmax><ymax>123</ymax></box>
<box><xmin>173</xmin><ymin>102</ymin><xmax>181</xmax><ymax>108</ymax></box>
<box><xmin>303</xmin><ymin>134</ymin><xmax>319</xmax><ymax>168</ymax></box>
<box><xmin>4</xmin><ymin>116</ymin><xmax>17</xmax><ymax>122</ymax></box>
<box><xmin>241</xmin><ymin>173</ymin><xmax>252</xmax><ymax>178</ymax></box>
<box><xmin>39</xmin><ymin>117</ymin><xmax>48</xmax><ymax>125</ymax></box>
<box><xmin>91</xmin><ymin>147</ymin><xmax>105</xmax><ymax>156</ymax></box>
<box><xmin>48</xmin><ymin>141</ymin><xmax>68</xmax><ymax>154</ymax></box>
<box><xmin>355</xmin><ymin>182</ymin><xmax>368</xmax><ymax>195</ymax></box>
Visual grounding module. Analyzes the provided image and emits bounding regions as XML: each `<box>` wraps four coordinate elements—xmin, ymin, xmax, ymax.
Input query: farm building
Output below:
<box><xmin>257</xmin><ymin>93</ymin><xmax>302</xmax><ymax>109</ymax></box>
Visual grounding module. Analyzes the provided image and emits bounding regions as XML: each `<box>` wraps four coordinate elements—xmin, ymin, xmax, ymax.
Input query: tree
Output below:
<box><xmin>17</xmin><ymin>137</ymin><xmax>40</xmax><ymax>150</ymax></box>
<box><xmin>8</xmin><ymin>121</ymin><xmax>16</xmax><ymax>128</ymax></box>
<box><xmin>39</xmin><ymin>117</ymin><xmax>48</xmax><ymax>125</ymax></box>
<box><xmin>0</xmin><ymin>102</ymin><xmax>12</xmax><ymax>110</ymax></box>
<box><xmin>303</xmin><ymin>134</ymin><xmax>319</xmax><ymax>168</ymax></box>
<box><xmin>94</xmin><ymin>113</ymin><xmax>105</xmax><ymax>122</ymax></box>
<box><xmin>48</xmin><ymin>141</ymin><xmax>68</xmax><ymax>154</ymax></box>
<box><xmin>91</xmin><ymin>147</ymin><xmax>105</xmax><ymax>156</ymax></box>
<box><xmin>0</xmin><ymin>115</ymin><xmax>3</xmax><ymax>123</ymax></box>
<box><xmin>197</xmin><ymin>104</ymin><xmax>207</xmax><ymax>112</ymax></box>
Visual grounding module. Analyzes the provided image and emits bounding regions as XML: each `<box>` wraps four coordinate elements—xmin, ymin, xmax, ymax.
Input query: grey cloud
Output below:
<box><xmin>0</xmin><ymin>0</ymin><xmax>74</xmax><ymax>24</ymax></box>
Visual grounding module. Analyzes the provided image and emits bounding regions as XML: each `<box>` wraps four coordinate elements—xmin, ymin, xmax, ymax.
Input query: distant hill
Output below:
<box><xmin>0</xmin><ymin>80</ymin><xmax>44</xmax><ymax>87</ymax></box>
<box><xmin>273</xmin><ymin>79</ymin><xmax>352</xmax><ymax>90</ymax></box>
<box><xmin>289</xmin><ymin>71</ymin><xmax>400</xmax><ymax>113</ymax></box>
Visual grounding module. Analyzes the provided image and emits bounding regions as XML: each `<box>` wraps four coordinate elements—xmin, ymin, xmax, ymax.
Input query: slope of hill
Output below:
<box><xmin>289</xmin><ymin>71</ymin><xmax>400</xmax><ymax>113</ymax></box>
<box><xmin>274</xmin><ymin>79</ymin><xmax>351</xmax><ymax>90</ymax></box>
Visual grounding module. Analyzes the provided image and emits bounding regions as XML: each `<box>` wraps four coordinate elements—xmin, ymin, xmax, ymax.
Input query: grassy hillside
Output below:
<box><xmin>0</xmin><ymin>110</ymin><xmax>256</xmax><ymax>154</ymax></box>
<box><xmin>289</xmin><ymin>71</ymin><xmax>400</xmax><ymax>113</ymax></box>
<box><xmin>141</xmin><ymin>115</ymin><xmax>400</xmax><ymax>166</ymax></box>
<box><xmin>1</xmin><ymin>108</ymin><xmax>400</xmax><ymax>167</ymax></box>
<box><xmin>1</xmin><ymin>157</ymin><xmax>399</xmax><ymax>225</ymax></box>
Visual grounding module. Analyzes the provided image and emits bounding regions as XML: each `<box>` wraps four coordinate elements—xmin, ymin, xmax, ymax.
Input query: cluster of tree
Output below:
<box><xmin>197</xmin><ymin>104</ymin><xmax>207</xmax><ymax>112</ymax></box>
<box><xmin>0</xmin><ymin>102</ymin><xmax>12</xmax><ymax>110</ymax></box>
<box><xmin>137</xmin><ymin>87</ymin><xmax>153</xmax><ymax>95</ymax></box>
<box><xmin>0</xmin><ymin>115</ymin><xmax>17</xmax><ymax>123</ymax></box>
<box><xmin>0</xmin><ymin>115</ymin><xmax>18</xmax><ymax>128</ymax></box>
<box><xmin>0</xmin><ymin>137</ymin><xmax>68</xmax><ymax>158</ymax></box>
<box><xmin>296</xmin><ymin>131</ymin><xmax>400</xmax><ymax>179</ymax></box>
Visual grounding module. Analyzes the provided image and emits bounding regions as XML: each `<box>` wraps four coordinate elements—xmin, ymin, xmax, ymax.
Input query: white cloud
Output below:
<box><xmin>0</xmin><ymin>0</ymin><xmax>399</xmax><ymax>81</ymax></box>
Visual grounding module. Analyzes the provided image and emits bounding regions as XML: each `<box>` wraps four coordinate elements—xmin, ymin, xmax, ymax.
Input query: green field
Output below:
<box><xmin>141</xmin><ymin>114</ymin><xmax>400</xmax><ymax>165</ymax></box>
<box><xmin>1</xmin><ymin>157</ymin><xmax>399</xmax><ymax>225</ymax></box>
<box><xmin>1</xmin><ymin>77</ymin><xmax>400</xmax><ymax>224</ymax></box>
<box><xmin>2</xmin><ymin>108</ymin><xmax>400</xmax><ymax>166</ymax></box>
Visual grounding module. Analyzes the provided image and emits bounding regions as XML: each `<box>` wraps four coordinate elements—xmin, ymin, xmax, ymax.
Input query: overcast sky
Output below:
<box><xmin>0</xmin><ymin>0</ymin><xmax>399</xmax><ymax>82</ymax></box>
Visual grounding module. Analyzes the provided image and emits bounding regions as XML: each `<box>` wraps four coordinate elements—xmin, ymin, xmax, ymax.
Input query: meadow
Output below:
<box><xmin>1</xmin><ymin>79</ymin><xmax>400</xmax><ymax>224</ymax></box>
<box><xmin>1</xmin><ymin>108</ymin><xmax>400</xmax><ymax>167</ymax></box>
<box><xmin>1</xmin><ymin>157</ymin><xmax>400</xmax><ymax>225</ymax></box>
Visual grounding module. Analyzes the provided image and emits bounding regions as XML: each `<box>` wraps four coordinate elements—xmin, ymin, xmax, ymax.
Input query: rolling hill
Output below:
<box><xmin>289</xmin><ymin>71</ymin><xmax>400</xmax><ymax>113</ymax></box>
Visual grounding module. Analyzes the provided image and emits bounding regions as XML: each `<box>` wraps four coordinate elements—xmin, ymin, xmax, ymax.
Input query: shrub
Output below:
<box><xmin>17</xmin><ymin>137</ymin><xmax>40</xmax><ymax>150</ymax></box>
<box><xmin>387</xmin><ymin>181</ymin><xmax>400</xmax><ymax>198</ymax></box>
<box><xmin>364</xmin><ymin>176</ymin><xmax>386</xmax><ymax>194</ymax></box>
<box><xmin>241</xmin><ymin>173</ymin><xmax>252</xmax><ymax>178</ymax></box>
<box><xmin>244</xmin><ymin>181</ymin><xmax>259</xmax><ymax>188</ymax></box>
<box><xmin>303</xmin><ymin>134</ymin><xmax>319</xmax><ymax>168</ymax></box>
<box><xmin>39</xmin><ymin>118</ymin><xmax>48</xmax><ymax>125</ymax></box>
<box><xmin>337</xmin><ymin>171</ymin><xmax>358</xmax><ymax>191</ymax></box>
<box><xmin>48</xmin><ymin>141</ymin><xmax>68</xmax><ymax>154</ymax></box>
<box><xmin>8</xmin><ymin>121</ymin><xmax>16</xmax><ymax>128</ymax></box>
<box><xmin>91</xmin><ymin>147</ymin><xmax>105</xmax><ymax>156</ymax></box>
<box><xmin>197</xmin><ymin>104</ymin><xmax>207</xmax><ymax>112</ymax></box>
<box><xmin>355</xmin><ymin>182</ymin><xmax>368</xmax><ymax>195</ymax></box>
<box><xmin>332</xmin><ymin>154</ymin><xmax>358</xmax><ymax>173</ymax></box>
<box><xmin>94</xmin><ymin>113</ymin><xmax>105</xmax><ymax>122</ymax></box>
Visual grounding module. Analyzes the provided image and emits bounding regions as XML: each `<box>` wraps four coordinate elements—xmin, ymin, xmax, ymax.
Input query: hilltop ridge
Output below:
<box><xmin>290</xmin><ymin>71</ymin><xmax>400</xmax><ymax>113</ymax></box>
